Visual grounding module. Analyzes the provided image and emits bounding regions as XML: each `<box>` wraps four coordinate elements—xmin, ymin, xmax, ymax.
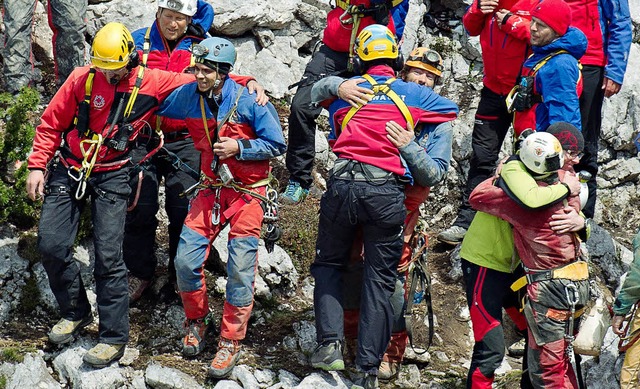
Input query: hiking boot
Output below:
<box><xmin>48</xmin><ymin>314</ymin><xmax>93</xmax><ymax>344</ymax></box>
<box><xmin>83</xmin><ymin>343</ymin><xmax>125</xmax><ymax>368</ymax></box>
<box><xmin>507</xmin><ymin>337</ymin><xmax>526</xmax><ymax>357</ymax></box>
<box><xmin>209</xmin><ymin>337</ymin><xmax>242</xmax><ymax>378</ymax></box>
<box><xmin>182</xmin><ymin>315</ymin><xmax>211</xmax><ymax>357</ymax></box>
<box><xmin>128</xmin><ymin>275</ymin><xmax>150</xmax><ymax>303</ymax></box>
<box><xmin>279</xmin><ymin>180</ymin><xmax>309</xmax><ymax>205</ymax></box>
<box><xmin>378</xmin><ymin>361</ymin><xmax>400</xmax><ymax>381</ymax></box>
<box><xmin>351</xmin><ymin>372</ymin><xmax>379</xmax><ymax>389</ymax></box>
<box><xmin>310</xmin><ymin>340</ymin><xmax>345</xmax><ymax>371</ymax></box>
<box><xmin>437</xmin><ymin>225</ymin><xmax>467</xmax><ymax>245</ymax></box>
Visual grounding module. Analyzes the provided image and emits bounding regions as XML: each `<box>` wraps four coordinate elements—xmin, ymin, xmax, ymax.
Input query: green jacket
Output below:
<box><xmin>613</xmin><ymin>229</ymin><xmax>640</xmax><ymax>315</ymax></box>
<box><xmin>460</xmin><ymin>158</ymin><xmax>570</xmax><ymax>273</ymax></box>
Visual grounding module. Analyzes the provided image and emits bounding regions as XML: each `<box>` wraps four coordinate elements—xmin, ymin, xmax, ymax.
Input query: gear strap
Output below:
<box><xmin>341</xmin><ymin>74</ymin><xmax>414</xmax><ymax>132</ymax></box>
<box><xmin>404</xmin><ymin>218</ymin><xmax>434</xmax><ymax>354</ymax></box>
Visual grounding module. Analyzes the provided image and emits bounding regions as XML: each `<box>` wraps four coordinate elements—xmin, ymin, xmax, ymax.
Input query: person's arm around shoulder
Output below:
<box><xmin>499</xmin><ymin>158</ymin><xmax>574</xmax><ymax>209</ymax></box>
<box><xmin>311</xmin><ymin>76</ymin><xmax>373</xmax><ymax>109</ymax></box>
<box><xmin>235</xmin><ymin>93</ymin><xmax>286</xmax><ymax>161</ymax></box>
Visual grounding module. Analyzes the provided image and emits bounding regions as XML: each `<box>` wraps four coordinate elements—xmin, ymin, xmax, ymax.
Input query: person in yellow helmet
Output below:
<box><xmin>25</xmin><ymin>22</ymin><xmax>196</xmax><ymax>368</ymax></box>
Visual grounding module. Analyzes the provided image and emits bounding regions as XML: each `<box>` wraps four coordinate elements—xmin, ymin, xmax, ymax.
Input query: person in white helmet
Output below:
<box><xmin>124</xmin><ymin>0</ymin><xmax>267</xmax><ymax>302</ymax></box>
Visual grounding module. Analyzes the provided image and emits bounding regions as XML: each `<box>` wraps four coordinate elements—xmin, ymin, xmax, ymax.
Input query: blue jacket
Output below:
<box><xmin>132</xmin><ymin>0</ymin><xmax>214</xmax><ymax>73</ymax></box>
<box><xmin>522</xmin><ymin>27</ymin><xmax>587</xmax><ymax>132</ymax></box>
<box><xmin>156</xmin><ymin>79</ymin><xmax>286</xmax><ymax>184</ymax></box>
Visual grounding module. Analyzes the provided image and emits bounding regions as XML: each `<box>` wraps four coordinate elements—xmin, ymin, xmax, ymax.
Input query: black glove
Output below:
<box><xmin>186</xmin><ymin>23</ymin><xmax>206</xmax><ymax>38</ymax></box>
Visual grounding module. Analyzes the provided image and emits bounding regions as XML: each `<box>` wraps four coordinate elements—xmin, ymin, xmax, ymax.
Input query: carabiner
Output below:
<box><xmin>74</xmin><ymin>180</ymin><xmax>87</xmax><ymax>200</ymax></box>
<box><xmin>67</xmin><ymin>167</ymin><xmax>84</xmax><ymax>182</ymax></box>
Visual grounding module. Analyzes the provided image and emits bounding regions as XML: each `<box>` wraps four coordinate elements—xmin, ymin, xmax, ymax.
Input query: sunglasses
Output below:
<box><xmin>565</xmin><ymin>150</ymin><xmax>584</xmax><ymax>159</ymax></box>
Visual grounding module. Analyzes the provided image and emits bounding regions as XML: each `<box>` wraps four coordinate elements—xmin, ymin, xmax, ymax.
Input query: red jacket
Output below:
<box><xmin>27</xmin><ymin>66</ymin><xmax>195</xmax><ymax>172</ymax></box>
<box><xmin>322</xmin><ymin>0</ymin><xmax>397</xmax><ymax>53</ymax></box>
<box><xmin>463</xmin><ymin>0</ymin><xmax>535</xmax><ymax>95</ymax></box>
<box><xmin>565</xmin><ymin>0</ymin><xmax>604</xmax><ymax>67</ymax></box>
<box><xmin>469</xmin><ymin>171</ymin><xmax>581</xmax><ymax>272</ymax></box>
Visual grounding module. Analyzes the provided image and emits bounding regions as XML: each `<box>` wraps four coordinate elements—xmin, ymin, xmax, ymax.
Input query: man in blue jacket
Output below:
<box><xmin>512</xmin><ymin>0</ymin><xmax>587</xmax><ymax>134</ymax></box>
<box><xmin>125</xmin><ymin>0</ymin><xmax>266</xmax><ymax>302</ymax></box>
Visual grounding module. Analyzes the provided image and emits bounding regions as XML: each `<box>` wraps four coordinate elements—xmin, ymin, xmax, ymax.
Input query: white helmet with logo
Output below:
<box><xmin>158</xmin><ymin>0</ymin><xmax>197</xmax><ymax>16</ymax></box>
<box><xmin>519</xmin><ymin>131</ymin><xmax>564</xmax><ymax>175</ymax></box>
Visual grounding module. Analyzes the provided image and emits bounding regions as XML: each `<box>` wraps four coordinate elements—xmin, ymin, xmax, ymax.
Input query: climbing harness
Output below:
<box><xmin>66</xmin><ymin>29</ymin><xmax>152</xmax><ymax>200</ymax></box>
<box><xmin>404</xmin><ymin>218</ymin><xmax>434</xmax><ymax>353</ymax></box>
<box><xmin>340</xmin><ymin>74</ymin><xmax>414</xmax><ymax>132</ymax></box>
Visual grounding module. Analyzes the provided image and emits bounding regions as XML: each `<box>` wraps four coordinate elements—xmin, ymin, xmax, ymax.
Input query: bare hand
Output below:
<box><xmin>494</xmin><ymin>156</ymin><xmax>509</xmax><ymax>177</ymax></box>
<box><xmin>612</xmin><ymin>314</ymin><xmax>626</xmax><ymax>336</ymax></box>
<box><xmin>562</xmin><ymin>170</ymin><xmax>581</xmax><ymax>195</ymax></box>
<box><xmin>26</xmin><ymin>169</ymin><xmax>45</xmax><ymax>201</ymax></box>
<box><xmin>213</xmin><ymin>137</ymin><xmax>240</xmax><ymax>160</ymax></box>
<box><xmin>602</xmin><ymin>77</ymin><xmax>622</xmax><ymax>98</ymax></box>
<box><xmin>479</xmin><ymin>0</ymin><xmax>499</xmax><ymax>14</ymax></box>
<box><xmin>247</xmin><ymin>80</ymin><xmax>269</xmax><ymax>106</ymax></box>
<box><xmin>550</xmin><ymin>206</ymin><xmax>585</xmax><ymax>233</ymax></box>
<box><xmin>386</xmin><ymin>120</ymin><xmax>414</xmax><ymax>148</ymax></box>
<box><xmin>494</xmin><ymin>9</ymin><xmax>509</xmax><ymax>27</ymax></box>
<box><xmin>338</xmin><ymin>78</ymin><xmax>373</xmax><ymax>108</ymax></box>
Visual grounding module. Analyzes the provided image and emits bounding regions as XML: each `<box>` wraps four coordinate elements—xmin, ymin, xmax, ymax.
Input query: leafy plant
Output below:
<box><xmin>0</xmin><ymin>87</ymin><xmax>41</xmax><ymax>228</ymax></box>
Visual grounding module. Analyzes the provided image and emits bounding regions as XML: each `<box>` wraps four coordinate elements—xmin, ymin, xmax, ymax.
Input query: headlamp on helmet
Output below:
<box><xmin>191</xmin><ymin>38</ymin><xmax>236</xmax><ymax>75</ymax></box>
<box><xmin>91</xmin><ymin>22</ymin><xmax>135</xmax><ymax>70</ymax></box>
<box><xmin>406</xmin><ymin>47</ymin><xmax>444</xmax><ymax>77</ymax></box>
<box><xmin>158</xmin><ymin>0</ymin><xmax>197</xmax><ymax>16</ymax></box>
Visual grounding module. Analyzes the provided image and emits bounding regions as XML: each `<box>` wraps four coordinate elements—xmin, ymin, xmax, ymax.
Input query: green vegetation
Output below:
<box><xmin>0</xmin><ymin>87</ymin><xmax>41</xmax><ymax>228</ymax></box>
<box><xmin>0</xmin><ymin>347</ymin><xmax>24</xmax><ymax>363</ymax></box>
<box><xmin>0</xmin><ymin>374</ymin><xmax>6</xmax><ymax>389</ymax></box>
<box><xmin>277</xmin><ymin>199</ymin><xmax>320</xmax><ymax>277</ymax></box>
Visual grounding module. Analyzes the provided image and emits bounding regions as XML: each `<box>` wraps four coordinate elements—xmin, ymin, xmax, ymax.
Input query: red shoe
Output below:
<box><xmin>182</xmin><ymin>315</ymin><xmax>211</xmax><ymax>357</ymax></box>
<box><xmin>209</xmin><ymin>337</ymin><xmax>241</xmax><ymax>378</ymax></box>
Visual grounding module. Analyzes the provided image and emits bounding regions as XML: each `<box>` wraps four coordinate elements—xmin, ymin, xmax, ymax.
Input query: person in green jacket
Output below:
<box><xmin>461</xmin><ymin>122</ymin><xmax>587</xmax><ymax>388</ymax></box>
<box><xmin>612</xmin><ymin>230</ymin><xmax>640</xmax><ymax>389</ymax></box>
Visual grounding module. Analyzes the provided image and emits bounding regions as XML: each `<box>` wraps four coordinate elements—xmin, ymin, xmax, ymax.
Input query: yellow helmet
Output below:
<box><xmin>405</xmin><ymin>47</ymin><xmax>444</xmax><ymax>77</ymax></box>
<box><xmin>354</xmin><ymin>24</ymin><xmax>399</xmax><ymax>62</ymax></box>
<box><xmin>91</xmin><ymin>22</ymin><xmax>134</xmax><ymax>70</ymax></box>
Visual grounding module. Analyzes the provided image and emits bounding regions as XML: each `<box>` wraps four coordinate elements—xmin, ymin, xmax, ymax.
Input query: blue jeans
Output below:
<box><xmin>38</xmin><ymin>162</ymin><xmax>130</xmax><ymax>344</ymax></box>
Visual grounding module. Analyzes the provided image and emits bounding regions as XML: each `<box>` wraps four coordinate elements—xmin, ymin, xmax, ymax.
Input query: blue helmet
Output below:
<box><xmin>192</xmin><ymin>37</ymin><xmax>236</xmax><ymax>73</ymax></box>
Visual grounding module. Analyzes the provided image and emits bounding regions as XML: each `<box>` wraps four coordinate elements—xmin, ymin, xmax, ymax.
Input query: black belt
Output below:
<box><xmin>164</xmin><ymin>129</ymin><xmax>191</xmax><ymax>142</ymax></box>
<box><xmin>331</xmin><ymin>158</ymin><xmax>399</xmax><ymax>182</ymax></box>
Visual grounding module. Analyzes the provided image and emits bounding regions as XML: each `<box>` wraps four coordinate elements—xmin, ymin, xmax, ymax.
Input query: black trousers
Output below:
<box><xmin>39</xmin><ymin>162</ymin><xmax>131</xmax><ymax>344</ymax></box>
<box><xmin>285</xmin><ymin>45</ymin><xmax>352</xmax><ymax>188</ymax></box>
<box><xmin>123</xmin><ymin>137</ymin><xmax>200</xmax><ymax>281</ymax></box>
<box><xmin>574</xmin><ymin>65</ymin><xmax>604</xmax><ymax>219</ymax></box>
<box><xmin>312</xmin><ymin>176</ymin><xmax>405</xmax><ymax>373</ymax></box>
<box><xmin>454</xmin><ymin>87</ymin><xmax>512</xmax><ymax>229</ymax></box>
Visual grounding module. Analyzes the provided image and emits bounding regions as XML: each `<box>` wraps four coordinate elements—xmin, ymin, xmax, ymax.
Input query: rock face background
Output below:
<box><xmin>1</xmin><ymin>0</ymin><xmax>640</xmax><ymax>387</ymax></box>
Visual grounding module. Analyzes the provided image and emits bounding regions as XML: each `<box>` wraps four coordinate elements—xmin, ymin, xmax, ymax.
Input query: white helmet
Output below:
<box><xmin>158</xmin><ymin>0</ymin><xmax>197</xmax><ymax>16</ymax></box>
<box><xmin>519</xmin><ymin>131</ymin><xmax>564</xmax><ymax>175</ymax></box>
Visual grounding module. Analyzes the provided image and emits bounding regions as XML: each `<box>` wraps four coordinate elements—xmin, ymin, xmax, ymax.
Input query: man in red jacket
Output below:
<box><xmin>438</xmin><ymin>0</ymin><xmax>535</xmax><ymax>245</ymax></box>
<box><xmin>25</xmin><ymin>22</ymin><xmax>195</xmax><ymax>368</ymax></box>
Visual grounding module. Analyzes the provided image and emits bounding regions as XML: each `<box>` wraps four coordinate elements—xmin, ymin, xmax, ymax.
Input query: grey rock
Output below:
<box><xmin>145</xmin><ymin>363</ymin><xmax>205</xmax><ymax>389</ymax></box>
<box><xmin>231</xmin><ymin>365</ymin><xmax>261</xmax><ymax>389</ymax></box>
<box><xmin>586</xmin><ymin>223</ymin><xmax>625</xmax><ymax>291</ymax></box>
<box><xmin>278</xmin><ymin>369</ymin><xmax>301</xmax><ymax>388</ymax></box>
<box><xmin>214</xmin><ymin>380</ymin><xmax>244</xmax><ymax>389</ymax></box>
<box><xmin>293</xmin><ymin>371</ymin><xmax>351</xmax><ymax>388</ymax></box>
<box><xmin>254</xmin><ymin>368</ymin><xmax>277</xmax><ymax>387</ymax></box>
<box><xmin>292</xmin><ymin>320</ymin><xmax>317</xmax><ymax>354</ymax></box>
<box><xmin>396</xmin><ymin>364</ymin><xmax>422</xmax><ymax>388</ymax></box>
<box><xmin>7</xmin><ymin>352</ymin><xmax>61</xmax><ymax>389</ymax></box>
